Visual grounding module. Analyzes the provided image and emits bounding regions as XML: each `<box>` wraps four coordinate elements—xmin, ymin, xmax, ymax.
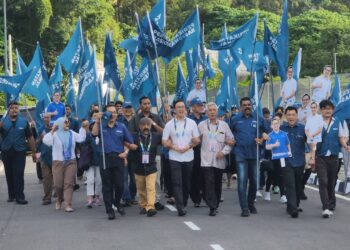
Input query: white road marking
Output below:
<box><xmin>0</xmin><ymin>162</ymin><xmax>3</xmax><ymax>173</ymax></box>
<box><xmin>184</xmin><ymin>221</ymin><xmax>201</xmax><ymax>231</ymax></box>
<box><xmin>210</xmin><ymin>244</ymin><xmax>225</xmax><ymax>250</ymax></box>
<box><xmin>165</xmin><ymin>204</ymin><xmax>177</xmax><ymax>212</ymax></box>
<box><xmin>306</xmin><ymin>185</ymin><xmax>350</xmax><ymax>202</ymax></box>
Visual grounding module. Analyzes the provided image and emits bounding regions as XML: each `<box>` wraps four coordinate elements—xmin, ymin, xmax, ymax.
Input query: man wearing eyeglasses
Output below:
<box><xmin>281</xmin><ymin>66</ymin><xmax>297</xmax><ymax>108</ymax></box>
<box><xmin>311</xmin><ymin>66</ymin><xmax>332</xmax><ymax>103</ymax></box>
<box><xmin>298</xmin><ymin>94</ymin><xmax>312</xmax><ymax>125</ymax></box>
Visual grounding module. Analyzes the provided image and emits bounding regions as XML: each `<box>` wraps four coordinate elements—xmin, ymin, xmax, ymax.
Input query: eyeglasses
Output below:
<box><xmin>64</xmin><ymin>120</ymin><xmax>70</xmax><ymax>124</ymax></box>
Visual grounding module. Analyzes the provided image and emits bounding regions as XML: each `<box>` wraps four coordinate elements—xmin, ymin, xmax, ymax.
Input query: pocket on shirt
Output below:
<box><xmin>216</xmin><ymin>133</ymin><xmax>225</xmax><ymax>143</ymax></box>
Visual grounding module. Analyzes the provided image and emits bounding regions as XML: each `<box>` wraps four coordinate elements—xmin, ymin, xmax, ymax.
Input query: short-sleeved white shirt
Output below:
<box><xmin>186</xmin><ymin>89</ymin><xmax>206</xmax><ymax>103</ymax></box>
<box><xmin>312</xmin><ymin>76</ymin><xmax>331</xmax><ymax>102</ymax></box>
<box><xmin>305</xmin><ymin>114</ymin><xmax>323</xmax><ymax>143</ymax></box>
<box><xmin>162</xmin><ymin>117</ymin><xmax>200</xmax><ymax>162</ymax></box>
<box><xmin>298</xmin><ymin>105</ymin><xmax>312</xmax><ymax>125</ymax></box>
<box><xmin>281</xmin><ymin>78</ymin><xmax>297</xmax><ymax>98</ymax></box>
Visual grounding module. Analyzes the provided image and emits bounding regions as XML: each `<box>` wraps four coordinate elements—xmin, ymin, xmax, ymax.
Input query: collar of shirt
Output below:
<box><xmin>239</xmin><ymin>112</ymin><xmax>253</xmax><ymax>118</ymax></box>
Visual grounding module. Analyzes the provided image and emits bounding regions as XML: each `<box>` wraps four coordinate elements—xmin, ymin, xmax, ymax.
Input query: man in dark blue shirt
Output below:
<box><xmin>188</xmin><ymin>97</ymin><xmax>207</xmax><ymax>207</ymax></box>
<box><xmin>230</xmin><ymin>97</ymin><xmax>266</xmax><ymax>217</ymax></box>
<box><xmin>92</xmin><ymin>104</ymin><xmax>137</xmax><ymax>220</ymax></box>
<box><xmin>281</xmin><ymin>106</ymin><xmax>307</xmax><ymax>218</ymax></box>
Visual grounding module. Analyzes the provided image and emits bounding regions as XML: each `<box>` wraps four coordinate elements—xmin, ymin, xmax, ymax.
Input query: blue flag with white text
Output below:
<box><xmin>122</xmin><ymin>52</ymin><xmax>134</xmax><ymax>103</ymax></box>
<box><xmin>330</xmin><ymin>74</ymin><xmax>341</xmax><ymax>106</ymax></box>
<box><xmin>334</xmin><ymin>85</ymin><xmax>350</xmax><ymax>121</ymax></box>
<box><xmin>49</xmin><ymin>61</ymin><xmax>63</xmax><ymax>94</ymax></box>
<box><xmin>15</xmin><ymin>49</ymin><xmax>28</xmax><ymax>76</ymax></box>
<box><xmin>148</xmin><ymin>0</ymin><xmax>166</xmax><ymax>30</ymax></box>
<box><xmin>104</xmin><ymin>33</ymin><xmax>122</xmax><ymax>91</ymax></box>
<box><xmin>174</xmin><ymin>61</ymin><xmax>188</xmax><ymax>103</ymax></box>
<box><xmin>0</xmin><ymin>70</ymin><xmax>33</xmax><ymax>99</ymax></box>
<box><xmin>204</xmin><ymin>55</ymin><xmax>215</xmax><ymax>79</ymax></box>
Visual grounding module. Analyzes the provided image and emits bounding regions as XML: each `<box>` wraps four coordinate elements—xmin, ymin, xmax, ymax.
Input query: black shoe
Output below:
<box><xmin>290</xmin><ymin>209</ymin><xmax>299</xmax><ymax>218</ymax></box>
<box><xmin>7</xmin><ymin>198</ymin><xmax>15</xmax><ymax>202</ymax></box>
<box><xmin>108</xmin><ymin>211</ymin><xmax>116</xmax><ymax>220</ymax></box>
<box><xmin>209</xmin><ymin>208</ymin><xmax>216</xmax><ymax>216</ymax></box>
<box><xmin>300</xmin><ymin>190</ymin><xmax>307</xmax><ymax>200</ymax></box>
<box><xmin>73</xmin><ymin>184</ymin><xmax>80</xmax><ymax>191</ymax></box>
<box><xmin>16</xmin><ymin>199</ymin><xmax>28</xmax><ymax>205</ymax></box>
<box><xmin>140</xmin><ymin>208</ymin><xmax>147</xmax><ymax>215</ymax></box>
<box><xmin>241</xmin><ymin>210</ymin><xmax>250</xmax><ymax>217</ymax></box>
<box><xmin>147</xmin><ymin>209</ymin><xmax>157</xmax><ymax>217</ymax></box>
<box><xmin>249</xmin><ymin>206</ymin><xmax>257</xmax><ymax>214</ymax></box>
<box><xmin>155</xmin><ymin>202</ymin><xmax>165</xmax><ymax>211</ymax></box>
<box><xmin>194</xmin><ymin>202</ymin><xmax>200</xmax><ymax>208</ymax></box>
<box><xmin>297</xmin><ymin>207</ymin><xmax>303</xmax><ymax>213</ymax></box>
<box><xmin>42</xmin><ymin>200</ymin><xmax>51</xmax><ymax>205</ymax></box>
<box><xmin>177</xmin><ymin>208</ymin><xmax>187</xmax><ymax>216</ymax></box>
<box><xmin>117</xmin><ymin>206</ymin><xmax>126</xmax><ymax>216</ymax></box>
<box><xmin>121</xmin><ymin>200</ymin><xmax>131</xmax><ymax>207</ymax></box>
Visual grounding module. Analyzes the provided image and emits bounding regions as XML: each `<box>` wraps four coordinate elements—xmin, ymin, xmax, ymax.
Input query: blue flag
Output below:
<box><xmin>24</xmin><ymin>43</ymin><xmax>51</xmax><ymax>101</ymax></box>
<box><xmin>78</xmin><ymin>41</ymin><xmax>92</xmax><ymax>96</ymax></box>
<box><xmin>233</xmin><ymin>41</ymin><xmax>267</xmax><ymax>73</ymax></box>
<box><xmin>292</xmin><ymin>48</ymin><xmax>302</xmax><ymax>81</ymax></box>
<box><xmin>174</xmin><ymin>60</ymin><xmax>188</xmax><ymax>103</ymax></box>
<box><xmin>104</xmin><ymin>33</ymin><xmax>122</xmax><ymax>92</ymax></box>
<box><xmin>49</xmin><ymin>61</ymin><xmax>63</xmax><ymax>94</ymax></box>
<box><xmin>15</xmin><ymin>49</ymin><xmax>28</xmax><ymax>75</ymax></box>
<box><xmin>66</xmin><ymin>73</ymin><xmax>77</xmax><ymax>114</ymax></box>
<box><xmin>215</xmin><ymin>69</ymin><xmax>239</xmax><ymax>112</ymax></box>
<box><xmin>122</xmin><ymin>51</ymin><xmax>134</xmax><ymax>103</ymax></box>
<box><xmin>35</xmin><ymin>98</ymin><xmax>50</xmax><ymax>130</ymax></box>
<box><xmin>334</xmin><ymin>85</ymin><xmax>350</xmax><ymax>121</ymax></box>
<box><xmin>77</xmin><ymin>46</ymin><xmax>98</xmax><ymax>119</ymax></box>
<box><xmin>185</xmin><ymin>50</ymin><xmax>196</xmax><ymax>91</ymax></box>
<box><xmin>170</xmin><ymin>8</ymin><xmax>201</xmax><ymax>60</ymax></box>
<box><xmin>0</xmin><ymin>70</ymin><xmax>32</xmax><ymax>99</ymax></box>
<box><xmin>278</xmin><ymin>0</ymin><xmax>289</xmax><ymax>72</ymax></box>
<box><xmin>204</xmin><ymin>55</ymin><xmax>215</xmax><ymax>79</ymax></box>
<box><xmin>58</xmin><ymin>18</ymin><xmax>84</xmax><ymax>76</ymax></box>
<box><xmin>210</xmin><ymin>15</ymin><xmax>258</xmax><ymax>51</ymax></box>
<box><xmin>218</xmin><ymin>25</ymin><xmax>236</xmax><ymax>75</ymax></box>
<box><xmin>148</xmin><ymin>0</ymin><xmax>166</xmax><ymax>30</ymax></box>
<box><xmin>330</xmin><ymin>74</ymin><xmax>341</xmax><ymax>106</ymax></box>
<box><xmin>120</xmin><ymin>37</ymin><xmax>139</xmax><ymax>53</ymax></box>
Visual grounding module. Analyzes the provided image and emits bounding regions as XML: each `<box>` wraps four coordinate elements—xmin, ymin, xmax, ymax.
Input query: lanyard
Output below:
<box><xmin>207</xmin><ymin>120</ymin><xmax>219</xmax><ymax>134</ymax></box>
<box><xmin>174</xmin><ymin>118</ymin><xmax>187</xmax><ymax>137</ymax></box>
<box><xmin>139</xmin><ymin>133</ymin><xmax>152</xmax><ymax>153</ymax></box>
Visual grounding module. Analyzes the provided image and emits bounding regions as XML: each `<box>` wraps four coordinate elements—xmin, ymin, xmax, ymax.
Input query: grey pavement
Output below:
<box><xmin>1</xmin><ymin>158</ymin><xmax>350</xmax><ymax>250</ymax></box>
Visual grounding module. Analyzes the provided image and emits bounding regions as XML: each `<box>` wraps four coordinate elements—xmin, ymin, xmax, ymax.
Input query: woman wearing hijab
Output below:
<box><xmin>43</xmin><ymin>117</ymin><xmax>87</xmax><ymax>212</ymax></box>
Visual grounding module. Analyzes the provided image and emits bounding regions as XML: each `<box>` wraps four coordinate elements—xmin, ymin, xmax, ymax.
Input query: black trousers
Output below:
<box><xmin>282</xmin><ymin>166</ymin><xmax>304</xmax><ymax>212</ymax></box>
<box><xmin>316</xmin><ymin>156</ymin><xmax>338</xmax><ymax>210</ymax></box>
<box><xmin>272</xmin><ymin>159</ymin><xmax>285</xmax><ymax>196</ymax></box>
<box><xmin>190</xmin><ymin>147</ymin><xmax>204</xmax><ymax>204</ymax></box>
<box><xmin>169</xmin><ymin>160</ymin><xmax>193</xmax><ymax>210</ymax></box>
<box><xmin>1</xmin><ymin>149</ymin><xmax>27</xmax><ymax>201</ymax></box>
<box><xmin>36</xmin><ymin>162</ymin><xmax>43</xmax><ymax>180</ymax></box>
<box><xmin>202</xmin><ymin>167</ymin><xmax>223</xmax><ymax>209</ymax></box>
<box><xmin>161</xmin><ymin>154</ymin><xmax>173</xmax><ymax>197</ymax></box>
<box><xmin>100</xmin><ymin>154</ymin><xmax>125</xmax><ymax>214</ymax></box>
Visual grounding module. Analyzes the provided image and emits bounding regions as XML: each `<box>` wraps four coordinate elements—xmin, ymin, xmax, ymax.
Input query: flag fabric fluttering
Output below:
<box><xmin>148</xmin><ymin>0</ymin><xmax>166</xmax><ymax>30</ymax></box>
<box><xmin>58</xmin><ymin>18</ymin><xmax>84</xmax><ymax>76</ymax></box>
<box><xmin>292</xmin><ymin>48</ymin><xmax>302</xmax><ymax>81</ymax></box>
<box><xmin>77</xmin><ymin>46</ymin><xmax>98</xmax><ymax>119</ymax></box>
<box><xmin>204</xmin><ymin>55</ymin><xmax>215</xmax><ymax>79</ymax></box>
<box><xmin>104</xmin><ymin>33</ymin><xmax>122</xmax><ymax>92</ymax></box>
<box><xmin>24</xmin><ymin>43</ymin><xmax>51</xmax><ymax>101</ymax></box>
<box><xmin>15</xmin><ymin>49</ymin><xmax>28</xmax><ymax>75</ymax></box>
<box><xmin>174</xmin><ymin>60</ymin><xmax>188</xmax><ymax>103</ymax></box>
<box><xmin>78</xmin><ymin>41</ymin><xmax>92</xmax><ymax>96</ymax></box>
<box><xmin>0</xmin><ymin>70</ymin><xmax>33</xmax><ymax>99</ymax></box>
<box><xmin>122</xmin><ymin>51</ymin><xmax>134</xmax><ymax>103</ymax></box>
<box><xmin>334</xmin><ymin>84</ymin><xmax>350</xmax><ymax>121</ymax></box>
<box><xmin>49</xmin><ymin>61</ymin><xmax>63</xmax><ymax>94</ymax></box>
<box><xmin>330</xmin><ymin>74</ymin><xmax>341</xmax><ymax>106</ymax></box>
<box><xmin>66</xmin><ymin>73</ymin><xmax>77</xmax><ymax>114</ymax></box>
<box><xmin>185</xmin><ymin>50</ymin><xmax>196</xmax><ymax>92</ymax></box>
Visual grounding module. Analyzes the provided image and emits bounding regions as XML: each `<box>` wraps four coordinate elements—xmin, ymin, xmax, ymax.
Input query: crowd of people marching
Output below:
<box><xmin>0</xmin><ymin>65</ymin><xmax>349</xmax><ymax>220</ymax></box>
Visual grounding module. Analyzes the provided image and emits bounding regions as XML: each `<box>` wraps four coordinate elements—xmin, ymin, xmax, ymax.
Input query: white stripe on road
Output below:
<box><xmin>184</xmin><ymin>221</ymin><xmax>201</xmax><ymax>231</ymax></box>
<box><xmin>0</xmin><ymin>163</ymin><xmax>3</xmax><ymax>173</ymax></box>
<box><xmin>165</xmin><ymin>205</ymin><xmax>177</xmax><ymax>212</ymax></box>
<box><xmin>306</xmin><ymin>185</ymin><xmax>350</xmax><ymax>202</ymax></box>
<box><xmin>210</xmin><ymin>244</ymin><xmax>225</xmax><ymax>250</ymax></box>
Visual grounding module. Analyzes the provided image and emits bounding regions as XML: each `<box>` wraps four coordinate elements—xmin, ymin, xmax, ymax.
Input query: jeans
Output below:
<box><xmin>122</xmin><ymin>163</ymin><xmax>136</xmax><ymax>202</ymax></box>
<box><xmin>235</xmin><ymin>155</ymin><xmax>257</xmax><ymax>211</ymax></box>
<box><xmin>169</xmin><ymin>160</ymin><xmax>193</xmax><ymax>210</ymax></box>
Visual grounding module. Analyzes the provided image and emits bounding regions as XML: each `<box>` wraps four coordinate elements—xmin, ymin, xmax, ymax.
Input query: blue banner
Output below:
<box><xmin>0</xmin><ymin>70</ymin><xmax>33</xmax><ymax>99</ymax></box>
<box><xmin>204</xmin><ymin>55</ymin><xmax>215</xmax><ymax>79</ymax></box>
<box><xmin>49</xmin><ymin>61</ymin><xmax>63</xmax><ymax>94</ymax></box>
<box><xmin>15</xmin><ymin>49</ymin><xmax>28</xmax><ymax>75</ymax></box>
<box><xmin>174</xmin><ymin>60</ymin><xmax>188</xmax><ymax>103</ymax></box>
<box><xmin>120</xmin><ymin>37</ymin><xmax>138</xmax><ymax>53</ymax></box>
<box><xmin>148</xmin><ymin>0</ymin><xmax>166</xmax><ymax>30</ymax></box>
<box><xmin>334</xmin><ymin>85</ymin><xmax>350</xmax><ymax>121</ymax></box>
<box><xmin>292</xmin><ymin>48</ymin><xmax>302</xmax><ymax>81</ymax></box>
<box><xmin>104</xmin><ymin>33</ymin><xmax>122</xmax><ymax>91</ymax></box>
<box><xmin>58</xmin><ymin>18</ymin><xmax>84</xmax><ymax>76</ymax></box>
<box><xmin>330</xmin><ymin>74</ymin><xmax>341</xmax><ymax>106</ymax></box>
<box><xmin>122</xmin><ymin>52</ymin><xmax>134</xmax><ymax>103</ymax></box>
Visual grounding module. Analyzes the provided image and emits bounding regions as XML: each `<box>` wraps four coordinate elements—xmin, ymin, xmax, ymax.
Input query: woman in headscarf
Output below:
<box><xmin>43</xmin><ymin>117</ymin><xmax>87</xmax><ymax>212</ymax></box>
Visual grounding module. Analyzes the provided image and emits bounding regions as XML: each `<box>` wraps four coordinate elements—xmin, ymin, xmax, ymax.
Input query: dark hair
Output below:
<box><xmin>319</xmin><ymin>99</ymin><xmax>334</xmax><ymax>110</ymax></box>
<box><xmin>285</xmin><ymin>106</ymin><xmax>298</xmax><ymax>114</ymax></box>
<box><xmin>174</xmin><ymin>99</ymin><xmax>185</xmax><ymax>108</ymax></box>
<box><xmin>8</xmin><ymin>101</ymin><xmax>19</xmax><ymax>106</ymax></box>
<box><xmin>115</xmin><ymin>100</ymin><xmax>123</xmax><ymax>106</ymax></box>
<box><xmin>139</xmin><ymin>96</ymin><xmax>150</xmax><ymax>104</ymax></box>
<box><xmin>274</xmin><ymin>106</ymin><xmax>284</xmax><ymax>113</ymax></box>
<box><xmin>324</xmin><ymin>65</ymin><xmax>332</xmax><ymax>70</ymax></box>
<box><xmin>262</xmin><ymin>107</ymin><xmax>270</xmax><ymax>115</ymax></box>
<box><xmin>302</xmin><ymin>94</ymin><xmax>310</xmax><ymax>100</ymax></box>
<box><xmin>240</xmin><ymin>97</ymin><xmax>251</xmax><ymax>105</ymax></box>
<box><xmin>104</xmin><ymin>104</ymin><xmax>116</xmax><ymax>112</ymax></box>
<box><xmin>65</xmin><ymin>104</ymin><xmax>71</xmax><ymax>108</ymax></box>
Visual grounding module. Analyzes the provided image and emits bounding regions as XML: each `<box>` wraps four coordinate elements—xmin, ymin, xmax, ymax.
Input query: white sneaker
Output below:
<box><xmin>264</xmin><ymin>191</ymin><xmax>271</xmax><ymax>201</ymax></box>
<box><xmin>280</xmin><ymin>195</ymin><xmax>287</xmax><ymax>204</ymax></box>
<box><xmin>256</xmin><ymin>191</ymin><xmax>263</xmax><ymax>198</ymax></box>
<box><xmin>322</xmin><ymin>209</ymin><xmax>332</xmax><ymax>218</ymax></box>
<box><xmin>273</xmin><ymin>186</ymin><xmax>280</xmax><ymax>194</ymax></box>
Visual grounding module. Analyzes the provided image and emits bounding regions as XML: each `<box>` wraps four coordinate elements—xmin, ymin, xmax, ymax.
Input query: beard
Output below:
<box><xmin>142</xmin><ymin>128</ymin><xmax>151</xmax><ymax>135</ymax></box>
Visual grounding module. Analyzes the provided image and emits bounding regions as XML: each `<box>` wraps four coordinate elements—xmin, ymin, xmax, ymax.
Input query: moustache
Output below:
<box><xmin>142</xmin><ymin>128</ymin><xmax>151</xmax><ymax>134</ymax></box>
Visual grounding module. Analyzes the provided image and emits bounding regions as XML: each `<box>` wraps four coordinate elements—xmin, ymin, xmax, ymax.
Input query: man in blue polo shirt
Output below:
<box><xmin>230</xmin><ymin>97</ymin><xmax>266</xmax><ymax>217</ymax></box>
<box><xmin>0</xmin><ymin>101</ymin><xmax>36</xmax><ymax>205</ymax></box>
<box><xmin>46</xmin><ymin>92</ymin><xmax>65</xmax><ymax>124</ymax></box>
<box><xmin>92</xmin><ymin>104</ymin><xmax>137</xmax><ymax>220</ymax></box>
<box><xmin>188</xmin><ymin>97</ymin><xmax>207</xmax><ymax>207</ymax></box>
<box><xmin>280</xmin><ymin>106</ymin><xmax>307</xmax><ymax>218</ymax></box>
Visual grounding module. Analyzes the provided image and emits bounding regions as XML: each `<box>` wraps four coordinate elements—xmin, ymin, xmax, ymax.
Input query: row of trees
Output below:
<box><xmin>1</xmin><ymin>0</ymin><xmax>350</xmax><ymax>94</ymax></box>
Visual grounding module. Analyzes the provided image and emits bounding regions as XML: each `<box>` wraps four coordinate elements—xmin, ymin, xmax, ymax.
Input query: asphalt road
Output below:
<box><xmin>1</xmin><ymin>158</ymin><xmax>350</xmax><ymax>250</ymax></box>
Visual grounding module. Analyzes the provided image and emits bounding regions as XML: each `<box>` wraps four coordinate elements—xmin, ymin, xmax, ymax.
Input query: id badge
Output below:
<box><xmin>209</xmin><ymin>142</ymin><xmax>217</xmax><ymax>152</ymax></box>
<box><xmin>142</xmin><ymin>152</ymin><xmax>150</xmax><ymax>164</ymax></box>
<box><xmin>177</xmin><ymin>138</ymin><xmax>186</xmax><ymax>149</ymax></box>
<box><xmin>280</xmin><ymin>158</ymin><xmax>286</xmax><ymax>168</ymax></box>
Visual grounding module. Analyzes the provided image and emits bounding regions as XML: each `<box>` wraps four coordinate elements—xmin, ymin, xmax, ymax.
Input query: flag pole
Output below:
<box><xmin>254</xmin><ymin>71</ymin><xmax>260</xmax><ymax>194</ymax></box>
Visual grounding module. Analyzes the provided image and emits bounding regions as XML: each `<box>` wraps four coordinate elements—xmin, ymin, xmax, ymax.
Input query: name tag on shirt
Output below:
<box><xmin>142</xmin><ymin>152</ymin><xmax>150</xmax><ymax>164</ymax></box>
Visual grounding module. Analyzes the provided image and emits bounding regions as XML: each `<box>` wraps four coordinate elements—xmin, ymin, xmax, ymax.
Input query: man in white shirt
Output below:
<box><xmin>186</xmin><ymin>78</ymin><xmax>206</xmax><ymax>105</ymax></box>
<box><xmin>311</xmin><ymin>65</ymin><xmax>332</xmax><ymax>103</ymax></box>
<box><xmin>281</xmin><ymin>66</ymin><xmax>297</xmax><ymax>108</ymax></box>
<box><xmin>162</xmin><ymin>100</ymin><xmax>200</xmax><ymax>216</ymax></box>
<box><xmin>298</xmin><ymin>94</ymin><xmax>312</xmax><ymax>125</ymax></box>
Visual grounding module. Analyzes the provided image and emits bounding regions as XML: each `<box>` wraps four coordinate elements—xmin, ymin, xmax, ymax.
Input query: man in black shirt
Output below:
<box><xmin>130</xmin><ymin>117</ymin><xmax>162</xmax><ymax>217</ymax></box>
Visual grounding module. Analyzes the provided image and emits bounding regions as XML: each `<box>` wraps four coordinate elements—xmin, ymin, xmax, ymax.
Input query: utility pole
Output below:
<box><xmin>3</xmin><ymin>0</ymin><xmax>8</xmax><ymax>75</ymax></box>
<box><xmin>8</xmin><ymin>34</ymin><xmax>13</xmax><ymax>76</ymax></box>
